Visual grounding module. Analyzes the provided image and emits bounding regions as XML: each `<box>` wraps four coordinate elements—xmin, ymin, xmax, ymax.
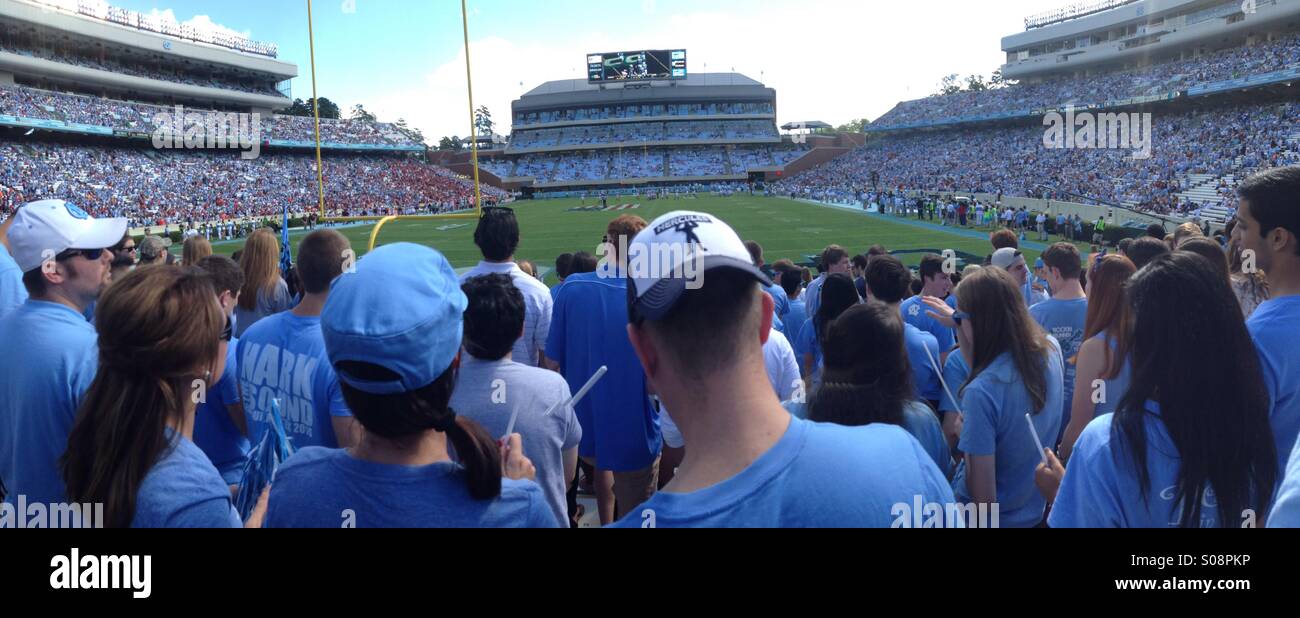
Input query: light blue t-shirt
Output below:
<box><xmin>132</xmin><ymin>432</ymin><xmax>243</xmax><ymax>528</ymax></box>
<box><xmin>783</xmin><ymin>400</ymin><xmax>951</xmax><ymax>478</ymax></box>
<box><xmin>0</xmin><ymin>242</ymin><xmax>27</xmax><ymax>319</ymax></box>
<box><xmin>546</xmin><ymin>272</ymin><xmax>660</xmax><ymax>472</ymax></box>
<box><xmin>1088</xmin><ymin>332</ymin><xmax>1132</xmax><ymax>418</ymax></box>
<box><xmin>237</xmin><ymin>312</ymin><xmax>352</xmax><ymax>450</ymax></box>
<box><xmin>0</xmin><ymin>301</ymin><xmax>99</xmax><ymax>506</ymax></box>
<box><xmin>1050</xmin><ymin>404</ymin><xmax>1236</xmax><ymax>528</ymax></box>
<box><xmin>783</xmin><ymin>299</ymin><xmax>809</xmax><ymax>348</ymax></box>
<box><xmin>765</xmin><ymin>283</ymin><xmax>791</xmax><ymax>320</ymax></box>
<box><xmin>448</xmin><ymin>356</ymin><xmax>582</xmax><ymax>527</ymax></box>
<box><xmin>264</xmin><ymin>448</ymin><xmax>559</xmax><ymax>528</ymax></box>
<box><xmin>1270</xmin><ymin>439</ymin><xmax>1300</xmax><ymax>528</ymax></box>
<box><xmin>952</xmin><ymin>339</ymin><xmax>1064</xmax><ymax>528</ymax></box>
<box><xmin>1030</xmin><ymin>297</ymin><xmax>1088</xmax><ymax>433</ymax></box>
<box><xmin>795</xmin><ymin>318</ymin><xmax>823</xmax><ymax>387</ymax></box>
<box><xmin>938</xmin><ymin>349</ymin><xmax>969</xmax><ymax>415</ymax></box>
<box><xmin>805</xmin><ymin>275</ymin><xmax>827</xmax><ymax>322</ymax></box>
<box><xmin>233</xmin><ymin>278</ymin><xmax>292</xmax><ymax>338</ymax></box>
<box><xmin>900</xmin><ymin>295</ymin><xmax>956</xmax><ymax>354</ymax></box>
<box><xmin>193</xmin><ymin>335</ymin><xmax>249</xmax><ymax>485</ymax></box>
<box><xmin>609</xmin><ymin>417</ymin><xmax>959</xmax><ymax>528</ymax></box>
<box><xmin>1248</xmin><ymin>295</ymin><xmax>1300</xmax><ymax>473</ymax></box>
<box><xmin>904</xmin><ymin>323</ymin><xmax>942</xmax><ymax>402</ymax></box>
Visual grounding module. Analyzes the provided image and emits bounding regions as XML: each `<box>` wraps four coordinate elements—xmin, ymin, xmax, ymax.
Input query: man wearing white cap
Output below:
<box><xmin>0</xmin><ymin>199</ymin><xmax>126</xmax><ymax>506</ymax></box>
<box><xmin>616</xmin><ymin>211</ymin><xmax>957</xmax><ymax>527</ymax></box>
<box><xmin>990</xmin><ymin>247</ymin><xmax>1048</xmax><ymax>308</ymax></box>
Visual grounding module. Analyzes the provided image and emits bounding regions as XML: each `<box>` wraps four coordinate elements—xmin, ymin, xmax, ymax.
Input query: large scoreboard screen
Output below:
<box><xmin>587</xmin><ymin>50</ymin><xmax>687</xmax><ymax>83</ymax></box>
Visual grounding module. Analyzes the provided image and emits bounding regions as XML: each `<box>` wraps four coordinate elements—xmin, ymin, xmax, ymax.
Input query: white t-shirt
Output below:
<box><xmin>460</xmin><ymin>261</ymin><xmax>554</xmax><ymax>367</ymax></box>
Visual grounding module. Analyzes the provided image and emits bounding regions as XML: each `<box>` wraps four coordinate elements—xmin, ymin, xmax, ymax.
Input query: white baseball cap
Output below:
<box><xmin>8</xmin><ymin>200</ymin><xmax>128</xmax><ymax>273</ymax></box>
<box><xmin>626</xmin><ymin>211</ymin><xmax>772</xmax><ymax>322</ymax></box>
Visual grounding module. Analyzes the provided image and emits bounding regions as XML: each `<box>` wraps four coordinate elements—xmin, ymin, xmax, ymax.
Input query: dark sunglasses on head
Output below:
<box><xmin>56</xmin><ymin>248</ymin><xmax>105</xmax><ymax>262</ymax></box>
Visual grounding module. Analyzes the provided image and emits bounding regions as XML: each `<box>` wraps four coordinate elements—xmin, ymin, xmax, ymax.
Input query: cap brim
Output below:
<box><xmin>70</xmin><ymin>218</ymin><xmax>129</xmax><ymax>251</ymax></box>
<box><xmin>633</xmin><ymin>256</ymin><xmax>772</xmax><ymax>322</ymax></box>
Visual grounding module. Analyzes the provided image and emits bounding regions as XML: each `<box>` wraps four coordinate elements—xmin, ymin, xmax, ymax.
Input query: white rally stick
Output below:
<box><xmin>1026</xmin><ymin>413</ymin><xmax>1050</xmax><ymax>467</ymax></box>
<box><xmin>504</xmin><ymin>366</ymin><xmax>608</xmax><ymax>439</ymax></box>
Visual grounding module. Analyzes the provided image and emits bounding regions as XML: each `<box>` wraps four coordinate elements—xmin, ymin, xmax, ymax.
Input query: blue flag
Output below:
<box><xmin>280</xmin><ymin>205</ymin><xmax>292</xmax><ymax>276</ymax></box>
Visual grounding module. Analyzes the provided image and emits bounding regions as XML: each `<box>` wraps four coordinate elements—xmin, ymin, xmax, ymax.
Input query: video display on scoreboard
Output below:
<box><xmin>587</xmin><ymin>50</ymin><xmax>687</xmax><ymax>83</ymax></box>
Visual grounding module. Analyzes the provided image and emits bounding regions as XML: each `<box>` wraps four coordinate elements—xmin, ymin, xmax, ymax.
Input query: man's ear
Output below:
<box><xmin>758</xmin><ymin>289</ymin><xmax>773</xmax><ymax>346</ymax></box>
<box><xmin>627</xmin><ymin>322</ymin><xmax>658</xmax><ymax>382</ymax></box>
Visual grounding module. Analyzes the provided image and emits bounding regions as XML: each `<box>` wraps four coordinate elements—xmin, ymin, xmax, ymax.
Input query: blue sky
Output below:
<box><xmin>106</xmin><ymin>0</ymin><xmax>1067</xmax><ymax>140</ymax></box>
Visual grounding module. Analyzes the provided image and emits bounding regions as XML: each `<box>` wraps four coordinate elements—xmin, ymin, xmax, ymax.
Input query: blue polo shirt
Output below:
<box><xmin>1248</xmin><ymin>295</ymin><xmax>1300</xmax><ymax>473</ymax></box>
<box><xmin>0</xmin><ymin>300</ymin><xmax>100</xmax><ymax>505</ymax></box>
<box><xmin>546</xmin><ymin>272</ymin><xmax>661</xmax><ymax>472</ymax></box>
<box><xmin>193</xmin><ymin>335</ymin><xmax>249</xmax><ymax>485</ymax></box>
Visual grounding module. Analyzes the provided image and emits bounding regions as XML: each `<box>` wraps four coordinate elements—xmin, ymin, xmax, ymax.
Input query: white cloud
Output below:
<box><xmin>361</xmin><ymin>0</ymin><xmax>1061</xmax><ymax>140</ymax></box>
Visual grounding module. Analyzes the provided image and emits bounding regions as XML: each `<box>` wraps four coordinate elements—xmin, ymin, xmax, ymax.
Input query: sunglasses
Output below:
<box><xmin>220</xmin><ymin>315</ymin><xmax>233</xmax><ymax>342</ymax></box>
<box><xmin>56</xmin><ymin>248</ymin><xmax>105</xmax><ymax>262</ymax></box>
<box><xmin>952</xmin><ymin>310</ymin><xmax>971</xmax><ymax>327</ymax></box>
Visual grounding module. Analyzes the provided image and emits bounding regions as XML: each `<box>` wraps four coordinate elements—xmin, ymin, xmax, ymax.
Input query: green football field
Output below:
<box><xmin>209</xmin><ymin>195</ymin><xmax>1086</xmax><ymax>285</ymax></box>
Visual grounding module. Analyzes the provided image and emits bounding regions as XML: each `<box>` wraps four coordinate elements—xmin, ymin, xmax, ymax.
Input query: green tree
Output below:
<box><xmin>835</xmin><ymin>118</ymin><xmax>871</xmax><ymax>133</ymax></box>
<box><xmin>438</xmin><ymin>135</ymin><xmax>464</xmax><ymax>151</ymax></box>
<box><xmin>936</xmin><ymin>74</ymin><xmax>962</xmax><ymax>96</ymax></box>
<box><xmin>474</xmin><ymin>105</ymin><xmax>494</xmax><ymax>137</ymax></box>
<box><xmin>350</xmin><ymin>104</ymin><xmax>377</xmax><ymax>122</ymax></box>
<box><xmin>965</xmin><ymin>74</ymin><xmax>988</xmax><ymax>92</ymax></box>
<box><xmin>284</xmin><ymin>97</ymin><xmax>342</xmax><ymax>119</ymax></box>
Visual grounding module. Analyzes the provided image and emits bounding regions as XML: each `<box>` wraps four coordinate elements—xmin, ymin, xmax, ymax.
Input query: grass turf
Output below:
<box><xmin>209</xmin><ymin>195</ymin><xmax>1089</xmax><ymax>285</ymax></box>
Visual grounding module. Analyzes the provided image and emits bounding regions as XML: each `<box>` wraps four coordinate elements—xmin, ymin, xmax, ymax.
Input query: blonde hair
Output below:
<box><xmin>1173</xmin><ymin>222</ymin><xmax>1204</xmax><ymax>248</ymax></box>
<box><xmin>182</xmin><ymin>236</ymin><xmax>212</xmax><ymax>267</ymax></box>
<box><xmin>238</xmin><ymin>229</ymin><xmax>280</xmax><ymax>311</ymax></box>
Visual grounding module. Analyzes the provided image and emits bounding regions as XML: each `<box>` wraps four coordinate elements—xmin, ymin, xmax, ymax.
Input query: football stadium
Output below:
<box><xmin>3</xmin><ymin>0</ymin><xmax>1300</xmax><ymax>556</ymax></box>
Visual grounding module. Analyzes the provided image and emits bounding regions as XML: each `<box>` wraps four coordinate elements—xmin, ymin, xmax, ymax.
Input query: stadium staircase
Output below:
<box><xmin>661</xmin><ymin>151</ymin><xmax>670</xmax><ymax>177</ymax></box>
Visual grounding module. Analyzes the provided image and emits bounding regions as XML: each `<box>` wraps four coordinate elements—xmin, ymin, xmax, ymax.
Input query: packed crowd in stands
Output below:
<box><xmin>500</xmin><ymin>145</ymin><xmax>807</xmax><ymax>182</ymax></box>
<box><xmin>875</xmin><ymin>31</ymin><xmax>1300</xmax><ymax>128</ymax></box>
<box><xmin>0</xmin><ymin>140</ymin><xmax>505</xmax><ymax>228</ymax></box>
<box><xmin>0</xmin><ymin>85</ymin><xmax>424</xmax><ymax>147</ymax></box>
<box><xmin>779</xmin><ymin>100</ymin><xmax>1299</xmax><ymax>219</ymax></box>
<box><xmin>0</xmin><ymin>33</ymin><xmax>283</xmax><ymax>97</ymax></box>
<box><xmin>514</xmin><ymin>101</ymin><xmax>774</xmax><ymax>127</ymax></box>
<box><xmin>509</xmin><ymin>120</ymin><xmax>777</xmax><ymax>149</ymax></box>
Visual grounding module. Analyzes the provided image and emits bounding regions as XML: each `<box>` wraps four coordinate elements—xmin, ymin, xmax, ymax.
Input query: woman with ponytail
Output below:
<box><xmin>63</xmin><ymin>265</ymin><xmax>263</xmax><ymax>528</ymax></box>
<box><xmin>264</xmin><ymin>244</ymin><xmax>556</xmax><ymax>528</ymax></box>
<box><xmin>796</xmin><ymin>302</ymin><xmax>953</xmax><ymax>478</ymax></box>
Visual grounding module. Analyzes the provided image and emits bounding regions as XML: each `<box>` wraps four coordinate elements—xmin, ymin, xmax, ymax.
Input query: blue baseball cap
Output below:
<box><xmin>321</xmin><ymin>243</ymin><xmax>467</xmax><ymax>395</ymax></box>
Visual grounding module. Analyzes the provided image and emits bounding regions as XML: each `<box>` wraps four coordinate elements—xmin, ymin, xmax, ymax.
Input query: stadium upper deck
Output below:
<box><xmin>495</xmin><ymin>72</ymin><xmax>813</xmax><ymax>189</ymax></box>
<box><xmin>1004</xmin><ymin>0</ymin><xmax>1300</xmax><ymax>80</ymax></box>
<box><xmin>0</xmin><ymin>0</ymin><xmax>294</xmax><ymax>112</ymax></box>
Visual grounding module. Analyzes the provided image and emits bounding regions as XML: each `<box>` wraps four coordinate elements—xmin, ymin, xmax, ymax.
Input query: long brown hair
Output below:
<box><xmin>1082</xmin><ymin>254</ymin><xmax>1136</xmax><ymax>380</ymax></box>
<box><xmin>956</xmin><ymin>267</ymin><xmax>1053</xmax><ymax>412</ymax></box>
<box><xmin>238</xmin><ymin>229</ymin><xmax>279</xmax><ymax>311</ymax></box>
<box><xmin>62</xmin><ymin>265</ymin><xmax>224</xmax><ymax>528</ymax></box>
<box><xmin>182</xmin><ymin>236</ymin><xmax>212</xmax><ymax>267</ymax></box>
